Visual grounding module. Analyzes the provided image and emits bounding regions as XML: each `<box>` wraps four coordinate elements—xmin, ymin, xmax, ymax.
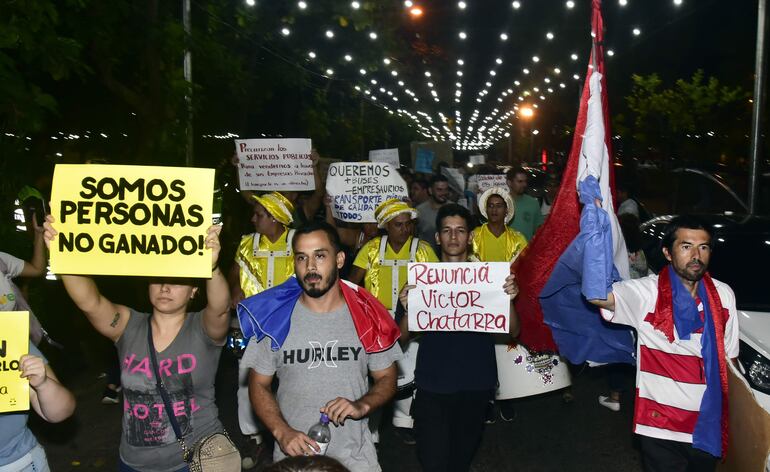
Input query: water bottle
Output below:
<box><xmin>307</xmin><ymin>413</ymin><xmax>331</xmax><ymax>455</ymax></box>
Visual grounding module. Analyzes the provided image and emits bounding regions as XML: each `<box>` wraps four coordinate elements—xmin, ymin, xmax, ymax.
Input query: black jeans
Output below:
<box><xmin>639</xmin><ymin>435</ymin><xmax>718</xmax><ymax>472</ymax></box>
<box><xmin>413</xmin><ymin>388</ymin><xmax>491</xmax><ymax>472</ymax></box>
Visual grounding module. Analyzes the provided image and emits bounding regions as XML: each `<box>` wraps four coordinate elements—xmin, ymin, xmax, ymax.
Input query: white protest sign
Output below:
<box><xmin>368</xmin><ymin>148</ymin><xmax>400</xmax><ymax>169</ymax></box>
<box><xmin>234</xmin><ymin>138</ymin><xmax>315</xmax><ymax>191</ymax></box>
<box><xmin>326</xmin><ymin>162</ymin><xmax>408</xmax><ymax>223</ymax></box>
<box><xmin>475</xmin><ymin>174</ymin><xmax>508</xmax><ymax>194</ymax></box>
<box><xmin>407</xmin><ymin>262</ymin><xmax>510</xmax><ymax>333</ymax></box>
<box><xmin>470</xmin><ymin>154</ymin><xmax>486</xmax><ymax>165</ymax></box>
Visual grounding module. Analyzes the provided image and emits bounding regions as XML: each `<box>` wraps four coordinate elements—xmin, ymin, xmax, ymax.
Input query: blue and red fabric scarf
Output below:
<box><xmin>237</xmin><ymin>277</ymin><xmax>400</xmax><ymax>354</ymax></box>
<box><xmin>644</xmin><ymin>265</ymin><xmax>730</xmax><ymax>458</ymax></box>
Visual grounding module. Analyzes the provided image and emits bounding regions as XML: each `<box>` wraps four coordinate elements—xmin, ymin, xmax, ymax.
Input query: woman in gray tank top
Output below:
<box><xmin>43</xmin><ymin>219</ymin><xmax>232</xmax><ymax>472</ymax></box>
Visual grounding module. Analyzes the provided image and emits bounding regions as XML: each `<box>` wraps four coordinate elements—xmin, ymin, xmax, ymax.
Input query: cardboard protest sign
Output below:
<box><xmin>0</xmin><ymin>311</ymin><xmax>30</xmax><ymax>413</ymax></box>
<box><xmin>369</xmin><ymin>148</ymin><xmax>400</xmax><ymax>169</ymax></box>
<box><xmin>717</xmin><ymin>362</ymin><xmax>770</xmax><ymax>472</ymax></box>
<box><xmin>326</xmin><ymin>162</ymin><xmax>408</xmax><ymax>223</ymax></box>
<box><xmin>475</xmin><ymin>174</ymin><xmax>508</xmax><ymax>194</ymax></box>
<box><xmin>234</xmin><ymin>138</ymin><xmax>315</xmax><ymax>191</ymax></box>
<box><xmin>407</xmin><ymin>262</ymin><xmax>510</xmax><ymax>333</ymax></box>
<box><xmin>50</xmin><ymin>164</ymin><xmax>214</xmax><ymax>278</ymax></box>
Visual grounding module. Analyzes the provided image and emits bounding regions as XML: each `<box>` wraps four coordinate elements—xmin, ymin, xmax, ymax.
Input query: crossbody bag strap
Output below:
<box><xmin>146</xmin><ymin>317</ymin><xmax>191</xmax><ymax>462</ymax></box>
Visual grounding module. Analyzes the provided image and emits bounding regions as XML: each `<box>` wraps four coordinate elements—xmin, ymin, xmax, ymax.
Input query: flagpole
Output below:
<box><xmin>749</xmin><ymin>0</ymin><xmax>767</xmax><ymax>215</ymax></box>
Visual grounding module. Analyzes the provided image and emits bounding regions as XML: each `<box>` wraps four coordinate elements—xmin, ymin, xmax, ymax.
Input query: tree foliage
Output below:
<box><xmin>618</xmin><ymin>70</ymin><xmax>750</xmax><ymax>163</ymax></box>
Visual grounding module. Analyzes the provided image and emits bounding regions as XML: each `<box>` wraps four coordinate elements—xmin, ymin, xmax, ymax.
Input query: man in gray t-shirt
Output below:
<box><xmin>241</xmin><ymin>223</ymin><xmax>401</xmax><ymax>471</ymax></box>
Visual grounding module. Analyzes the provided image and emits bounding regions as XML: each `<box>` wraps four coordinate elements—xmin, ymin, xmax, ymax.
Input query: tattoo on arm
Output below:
<box><xmin>110</xmin><ymin>312</ymin><xmax>120</xmax><ymax>328</ymax></box>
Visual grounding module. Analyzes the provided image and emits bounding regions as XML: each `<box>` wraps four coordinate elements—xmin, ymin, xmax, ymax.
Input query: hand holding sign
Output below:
<box><xmin>19</xmin><ymin>354</ymin><xmax>47</xmax><ymax>388</ymax></box>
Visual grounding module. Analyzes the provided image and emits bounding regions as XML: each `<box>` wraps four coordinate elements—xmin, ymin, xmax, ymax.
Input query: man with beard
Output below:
<box><xmin>397</xmin><ymin>204</ymin><xmax>520</xmax><ymax>472</ymax></box>
<box><xmin>239</xmin><ymin>222</ymin><xmax>402</xmax><ymax>471</ymax></box>
<box><xmin>589</xmin><ymin>216</ymin><xmax>738</xmax><ymax>472</ymax></box>
<box><xmin>416</xmin><ymin>175</ymin><xmax>450</xmax><ymax>244</ymax></box>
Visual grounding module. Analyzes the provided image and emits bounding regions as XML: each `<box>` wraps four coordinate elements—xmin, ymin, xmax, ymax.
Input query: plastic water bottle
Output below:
<box><xmin>307</xmin><ymin>413</ymin><xmax>331</xmax><ymax>455</ymax></box>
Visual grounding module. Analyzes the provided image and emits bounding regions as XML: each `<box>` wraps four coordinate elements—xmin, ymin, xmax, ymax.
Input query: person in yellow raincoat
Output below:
<box><xmin>471</xmin><ymin>186</ymin><xmax>528</xmax><ymax>264</ymax></box>
<box><xmin>229</xmin><ymin>191</ymin><xmax>297</xmax><ymax>465</ymax></box>
<box><xmin>349</xmin><ymin>199</ymin><xmax>438</xmax><ymax>444</ymax></box>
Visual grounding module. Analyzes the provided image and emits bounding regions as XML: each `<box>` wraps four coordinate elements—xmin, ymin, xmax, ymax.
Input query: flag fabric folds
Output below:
<box><xmin>514</xmin><ymin>0</ymin><xmax>635</xmax><ymax>363</ymax></box>
<box><xmin>237</xmin><ymin>277</ymin><xmax>401</xmax><ymax>354</ymax></box>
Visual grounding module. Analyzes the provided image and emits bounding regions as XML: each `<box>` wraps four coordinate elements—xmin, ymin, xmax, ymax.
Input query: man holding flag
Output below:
<box><xmin>590</xmin><ymin>216</ymin><xmax>738</xmax><ymax>470</ymax></box>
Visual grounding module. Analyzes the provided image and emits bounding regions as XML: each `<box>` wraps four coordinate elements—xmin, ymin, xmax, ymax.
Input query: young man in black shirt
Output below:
<box><xmin>397</xmin><ymin>204</ymin><xmax>520</xmax><ymax>472</ymax></box>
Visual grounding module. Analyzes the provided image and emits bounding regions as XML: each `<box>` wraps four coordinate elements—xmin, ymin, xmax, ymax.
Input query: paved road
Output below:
<box><xmin>34</xmin><ymin>348</ymin><xmax>643</xmax><ymax>472</ymax></box>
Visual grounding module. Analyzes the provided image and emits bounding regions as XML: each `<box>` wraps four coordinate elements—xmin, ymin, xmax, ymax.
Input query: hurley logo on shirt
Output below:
<box><xmin>282</xmin><ymin>340</ymin><xmax>363</xmax><ymax>369</ymax></box>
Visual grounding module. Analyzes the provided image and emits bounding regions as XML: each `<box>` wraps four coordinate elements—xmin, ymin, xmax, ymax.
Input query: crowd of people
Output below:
<box><xmin>0</xmin><ymin>155</ymin><xmax>741</xmax><ymax>472</ymax></box>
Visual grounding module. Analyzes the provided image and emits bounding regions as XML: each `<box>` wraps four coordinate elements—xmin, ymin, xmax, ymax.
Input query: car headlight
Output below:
<box><xmin>739</xmin><ymin>341</ymin><xmax>770</xmax><ymax>394</ymax></box>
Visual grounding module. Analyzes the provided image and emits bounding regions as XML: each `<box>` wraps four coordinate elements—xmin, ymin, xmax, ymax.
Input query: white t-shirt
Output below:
<box><xmin>0</xmin><ymin>252</ymin><xmax>25</xmax><ymax>311</ymax></box>
<box><xmin>600</xmin><ymin>274</ymin><xmax>739</xmax><ymax>444</ymax></box>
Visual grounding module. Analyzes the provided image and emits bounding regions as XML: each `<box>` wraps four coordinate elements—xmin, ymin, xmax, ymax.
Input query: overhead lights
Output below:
<box><xmin>607</xmin><ymin>49</ymin><xmax>615</xmax><ymax>56</ymax></box>
<box><xmin>500</xmin><ymin>33</ymin><xmax>509</xmax><ymax>41</ymax></box>
<box><xmin>369</xmin><ymin>31</ymin><xmax>378</xmax><ymax>40</ymax></box>
<box><xmin>571</xmin><ymin>53</ymin><xmax>579</xmax><ymax>61</ymax></box>
<box><xmin>554</xmin><ymin>67</ymin><xmax>561</xmax><ymax>74</ymax></box>
<box><xmin>489</xmin><ymin>70</ymin><xmax>497</xmax><ymax>76</ymax></box>
<box><xmin>523</xmin><ymin>68</ymin><xmax>530</xmax><ymax>74</ymax></box>
<box><xmin>425</xmin><ymin>71</ymin><xmax>432</xmax><ymax>77</ymax></box>
<box><xmin>281</xmin><ymin>27</ymin><xmax>291</xmax><ymax>36</ymax></box>
<box><xmin>351</xmin><ymin>1</ymin><xmax>360</xmax><ymax>8</ymax></box>
<box><xmin>383</xmin><ymin>58</ymin><xmax>391</xmax><ymax>65</ymax></box>
<box><xmin>308</xmin><ymin>51</ymin><xmax>317</xmax><ymax>59</ymax></box>
<box><xmin>359</xmin><ymin>68</ymin><xmax>366</xmax><ymax>75</ymax></box>
<box><xmin>573</xmin><ymin>73</ymin><xmax>580</xmax><ymax>80</ymax></box>
<box><xmin>298</xmin><ymin>1</ymin><xmax>307</xmax><ymax>9</ymax></box>
<box><xmin>325</xmin><ymin>68</ymin><xmax>334</xmax><ymax>76</ymax></box>
<box><xmin>512</xmin><ymin>1</ymin><xmax>521</xmax><ymax>9</ymax></box>
<box><xmin>325</xmin><ymin>29</ymin><xmax>334</xmax><ymax>38</ymax></box>
<box><xmin>495</xmin><ymin>58</ymin><xmax>503</xmax><ymax>64</ymax></box>
<box><xmin>404</xmin><ymin>0</ymin><xmax>413</xmax><ymax>6</ymax></box>
<box><xmin>391</xmin><ymin>70</ymin><xmax>398</xmax><ymax>76</ymax></box>
<box><xmin>674</xmin><ymin>0</ymin><xmax>683</xmax><ymax>4</ymax></box>
<box><xmin>245</xmin><ymin>0</ymin><xmax>255</xmax><ymax>5</ymax></box>
<box><xmin>546</xmin><ymin>32</ymin><xmax>554</xmax><ymax>40</ymax></box>
<box><xmin>566</xmin><ymin>0</ymin><xmax>575</xmax><ymax>8</ymax></box>
<box><xmin>457</xmin><ymin>70</ymin><xmax>464</xmax><ymax>76</ymax></box>
<box><xmin>409</xmin><ymin>6</ymin><xmax>423</xmax><ymax>17</ymax></box>
<box><xmin>457</xmin><ymin>59</ymin><xmax>465</xmax><ymax>66</ymax></box>
<box><xmin>458</xmin><ymin>1</ymin><xmax>467</xmax><ymax>9</ymax></box>
<box><xmin>459</xmin><ymin>31</ymin><xmax>467</xmax><ymax>40</ymax></box>
<box><xmin>632</xmin><ymin>27</ymin><xmax>641</xmax><ymax>36</ymax></box>
<box><xmin>532</xmin><ymin>56</ymin><xmax>540</xmax><ymax>62</ymax></box>
<box><xmin>344</xmin><ymin>54</ymin><xmax>353</xmax><ymax>61</ymax></box>
<box><xmin>619</xmin><ymin>0</ymin><xmax>627</xmax><ymax>5</ymax></box>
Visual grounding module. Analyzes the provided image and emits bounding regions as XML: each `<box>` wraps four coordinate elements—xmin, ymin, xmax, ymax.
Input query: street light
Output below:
<box><xmin>519</xmin><ymin>106</ymin><xmax>534</xmax><ymax>119</ymax></box>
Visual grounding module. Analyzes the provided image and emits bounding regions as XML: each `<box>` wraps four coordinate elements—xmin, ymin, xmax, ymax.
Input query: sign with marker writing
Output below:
<box><xmin>407</xmin><ymin>262</ymin><xmax>510</xmax><ymax>333</ymax></box>
<box><xmin>235</xmin><ymin>138</ymin><xmax>315</xmax><ymax>191</ymax></box>
<box><xmin>368</xmin><ymin>148</ymin><xmax>400</xmax><ymax>169</ymax></box>
<box><xmin>325</xmin><ymin>162</ymin><xmax>408</xmax><ymax>223</ymax></box>
<box><xmin>50</xmin><ymin>164</ymin><xmax>214</xmax><ymax>277</ymax></box>
<box><xmin>0</xmin><ymin>311</ymin><xmax>30</xmax><ymax>413</ymax></box>
<box><xmin>475</xmin><ymin>174</ymin><xmax>508</xmax><ymax>194</ymax></box>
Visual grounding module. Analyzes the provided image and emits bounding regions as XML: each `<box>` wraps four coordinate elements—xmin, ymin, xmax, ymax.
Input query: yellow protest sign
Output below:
<box><xmin>0</xmin><ymin>311</ymin><xmax>30</xmax><ymax>413</ymax></box>
<box><xmin>50</xmin><ymin>164</ymin><xmax>215</xmax><ymax>277</ymax></box>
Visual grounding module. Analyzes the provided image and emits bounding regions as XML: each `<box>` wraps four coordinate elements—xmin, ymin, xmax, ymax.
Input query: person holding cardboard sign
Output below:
<box><xmin>349</xmin><ymin>198</ymin><xmax>438</xmax><ymax>444</ymax></box>
<box><xmin>44</xmin><ymin>217</ymin><xmax>233</xmax><ymax>472</ymax></box>
<box><xmin>0</xmin><ymin>343</ymin><xmax>75</xmax><ymax>472</ymax></box>
<box><xmin>397</xmin><ymin>204</ymin><xmax>520</xmax><ymax>472</ymax></box>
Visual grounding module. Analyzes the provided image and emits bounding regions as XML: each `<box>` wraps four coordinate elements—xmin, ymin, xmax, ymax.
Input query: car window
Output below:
<box><xmin>673</xmin><ymin>171</ymin><xmax>745</xmax><ymax>215</ymax></box>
